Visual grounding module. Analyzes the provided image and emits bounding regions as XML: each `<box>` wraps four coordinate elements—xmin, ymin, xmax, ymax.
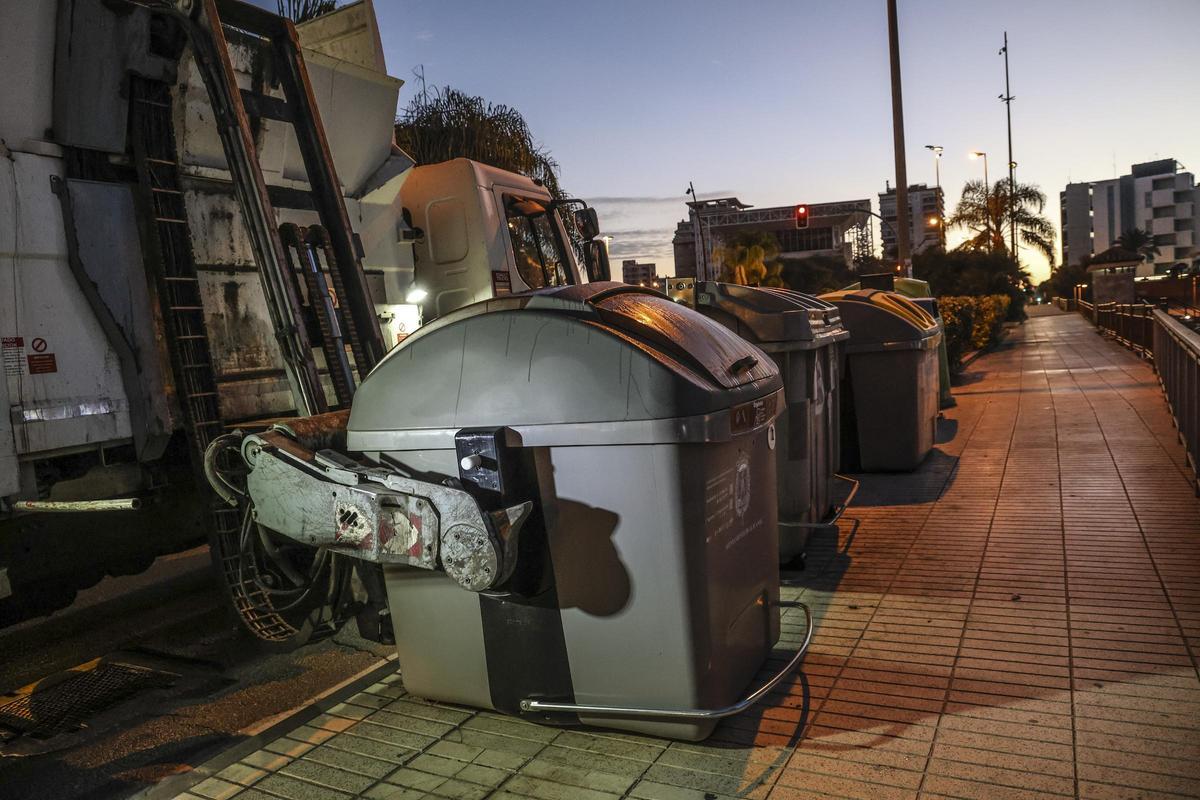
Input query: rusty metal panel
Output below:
<box><xmin>183</xmin><ymin>187</ymin><xmax>259</xmax><ymax>266</ymax></box>
<box><xmin>65</xmin><ymin>179</ymin><xmax>175</xmax><ymax>458</ymax></box>
<box><xmin>200</xmin><ymin>273</ymin><xmax>284</xmax><ymax>378</ymax></box>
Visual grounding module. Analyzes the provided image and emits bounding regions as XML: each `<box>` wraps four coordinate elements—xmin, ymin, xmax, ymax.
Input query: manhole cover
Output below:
<box><xmin>0</xmin><ymin>662</ymin><xmax>175</xmax><ymax>739</ymax></box>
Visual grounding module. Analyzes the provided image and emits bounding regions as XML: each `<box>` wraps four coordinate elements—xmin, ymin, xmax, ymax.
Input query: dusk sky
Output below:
<box><xmin>371</xmin><ymin>0</ymin><xmax>1200</xmax><ymax>283</ymax></box>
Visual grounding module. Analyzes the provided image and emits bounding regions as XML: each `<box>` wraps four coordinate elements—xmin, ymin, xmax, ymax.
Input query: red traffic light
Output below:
<box><xmin>794</xmin><ymin>205</ymin><xmax>809</xmax><ymax>229</ymax></box>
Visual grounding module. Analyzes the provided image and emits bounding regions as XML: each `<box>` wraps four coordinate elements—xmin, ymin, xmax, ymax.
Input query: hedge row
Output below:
<box><xmin>938</xmin><ymin>295</ymin><xmax>1010</xmax><ymax>370</ymax></box>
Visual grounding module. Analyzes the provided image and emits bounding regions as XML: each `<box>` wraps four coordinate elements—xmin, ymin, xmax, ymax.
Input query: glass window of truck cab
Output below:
<box><xmin>503</xmin><ymin>195</ymin><xmax>578</xmax><ymax>290</ymax></box>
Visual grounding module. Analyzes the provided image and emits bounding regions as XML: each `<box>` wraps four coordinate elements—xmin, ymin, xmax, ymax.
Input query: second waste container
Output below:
<box><xmin>819</xmin><ymin>289</ymin><xmax>942</xmax><ymax>472</ymax></box>
<box><xmin>348</xmin><ymin>282</ymin><xmax>792</xmax><ymax>741</ymax></box>
<box><xmin>682</xmin><ymin>281</ymin><xmax>850</xmax><ymax>564</ymax></box>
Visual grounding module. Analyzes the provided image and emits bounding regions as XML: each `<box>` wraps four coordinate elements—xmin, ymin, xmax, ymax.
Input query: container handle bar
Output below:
<box><xmin>519</xmin><ymin>601</ymin><xmax>813</xmax><ymax>721</ymax></box>
<box><xmin>778</xmin><ymin>473</ymin><xmax>860</xmax><ymax>531</ymax></box>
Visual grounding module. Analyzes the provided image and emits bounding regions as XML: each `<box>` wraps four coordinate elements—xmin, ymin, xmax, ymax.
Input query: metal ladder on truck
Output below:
<box><xmin>129</xmin><ymin>0</ymin><xmax>386</xmax><ymax>645</ymax></box>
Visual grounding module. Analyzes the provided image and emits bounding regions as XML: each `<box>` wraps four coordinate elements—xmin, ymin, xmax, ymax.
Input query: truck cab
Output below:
<box><xmin>400</xmin><ymin>159</ymin><xmax>588</xmax><ymax>324</ymax></box>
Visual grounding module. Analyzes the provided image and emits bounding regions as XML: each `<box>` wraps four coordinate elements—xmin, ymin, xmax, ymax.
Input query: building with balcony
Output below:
<box><xmin>878</xmin><ymin>182</ymin><xmax>945</xmax><ymax>257</ymax></box>
<box><xmin>1060</xmin><ymin>159</ymin><xmax>1198</xmax><ymax>274</ymax></box>
<box><xmin>671</xmin><ymin>197</ymin><xmax>873</xmax><ymax>281</ymax></box>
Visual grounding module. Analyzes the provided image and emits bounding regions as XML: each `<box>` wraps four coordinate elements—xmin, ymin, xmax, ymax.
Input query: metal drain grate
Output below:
<box><xmin>0</xmin><ymin>663</ymin><xmax>174</xmax><ymax>739</ymax></box>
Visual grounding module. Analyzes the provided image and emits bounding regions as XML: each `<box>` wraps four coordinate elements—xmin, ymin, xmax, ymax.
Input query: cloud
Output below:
<box><xmin>415</xmin><ymin>30</ymin><xmax>434</xmax><ymax>41</ymax></box>
<box><xmin>604</xmin><ymin>227</ymin><xmax>676</xmax><ymax>261</ymax></box>
<box><xmin>585</xmin><ymin>190</ymin><xmax>736</xmax><ymax>205</ymax></box>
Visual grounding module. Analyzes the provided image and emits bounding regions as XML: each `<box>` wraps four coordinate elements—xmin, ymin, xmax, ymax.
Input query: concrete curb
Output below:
<box><xmin>132</xmin><ymin>655</ymin><xmax>396</xmax><ymax>800</ymax></box>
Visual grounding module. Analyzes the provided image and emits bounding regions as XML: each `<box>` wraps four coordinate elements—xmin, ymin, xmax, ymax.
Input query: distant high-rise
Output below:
<box><xmin>878</xmin><ymin>183</ymin><xmax>945</xmax><ymax>257</ymax></box>
<box><xmin>621</xmin><ymin>259</ymin><xmax>660</xmax><ymax>287</ymax></box>
<box><xmin>1060</xmin><ymin>159</ymin><xmax>1198</xmax><ymax>273</ymax></box>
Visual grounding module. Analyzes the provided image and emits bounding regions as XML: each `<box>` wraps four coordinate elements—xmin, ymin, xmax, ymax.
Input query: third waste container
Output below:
<box><xmin>819</xmin><ymin>289</ymin><xmax>942</xmax><ymax>472</ymax></box>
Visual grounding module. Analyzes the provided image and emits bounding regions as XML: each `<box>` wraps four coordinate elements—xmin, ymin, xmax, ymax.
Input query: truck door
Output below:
<box><xmin>492</xmin><ymin>189</ymin><xmax>583</xmax><ymax>294</ymax></box>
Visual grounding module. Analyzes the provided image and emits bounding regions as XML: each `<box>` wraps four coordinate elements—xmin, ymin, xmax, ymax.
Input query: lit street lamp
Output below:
<box><xmin>971</xmin><ymin>150</ymin><xmax>990</xmax><ymax>245</ymax></box>
<box><xmin>924</xmin><ymin>145</ymin><xmax>943</xmax><ymax>194</ymax></box>
<box><xmin>970</xmin><ymin>150</ymin><xmax>989</xmax><ymax>187</ymax></box>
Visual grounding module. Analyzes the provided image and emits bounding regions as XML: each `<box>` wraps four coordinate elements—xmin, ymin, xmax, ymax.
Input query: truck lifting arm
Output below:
<box><xmin>205</xmin><ymin>415</ymin><xmax>532</xmax><ymax>593</ymax></box>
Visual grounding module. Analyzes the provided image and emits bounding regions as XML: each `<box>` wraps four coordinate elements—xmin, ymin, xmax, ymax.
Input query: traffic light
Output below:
<box><xmin>794</xmin><ymin>205</ymin><xmax>809</xmax><ymax>229</ymax></box>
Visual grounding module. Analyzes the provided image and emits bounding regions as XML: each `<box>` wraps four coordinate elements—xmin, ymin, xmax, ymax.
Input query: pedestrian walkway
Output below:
<box><xmin>170</xmin><ymin>310</ymin><xmax>1200</xmax><ymax>800</ymax></box>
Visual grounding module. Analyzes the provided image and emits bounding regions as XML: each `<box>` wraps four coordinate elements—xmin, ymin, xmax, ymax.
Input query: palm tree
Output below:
<box><xmin>711</xmin><ymin>231</ymin><xmax>780</xmax><ymax>286</ymax></box>
<box><xmin>1115</xmin><ymin>228</ymin><xmax>1160</xmax><ymax>263</ymax></box>
<box><xmin>277</xmin><ymin>0</ymin><xmax>336</xmax><ymax>22</ymax></box>
<box><xmin>947</xmin><ymin>178</ymin><xmax>1056</xmax><ymax>263</ymax></box>
<box><xmin>395</xmin><ymin>86</ymin><xmax>563</xmax><ymax>197</ymax></box>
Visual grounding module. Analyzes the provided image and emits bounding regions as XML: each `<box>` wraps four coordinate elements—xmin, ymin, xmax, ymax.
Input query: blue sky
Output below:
<box><xmin>368</xmin><ymin>0</ymin><xmax>1200</xmax><ymax>283</ymax></box>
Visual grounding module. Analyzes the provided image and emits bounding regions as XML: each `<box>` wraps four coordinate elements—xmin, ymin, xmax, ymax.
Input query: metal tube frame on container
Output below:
<box><xmin>520</xmin><ymin>602</ymin><xmax>813</xmax><ymax>721</ymax></box>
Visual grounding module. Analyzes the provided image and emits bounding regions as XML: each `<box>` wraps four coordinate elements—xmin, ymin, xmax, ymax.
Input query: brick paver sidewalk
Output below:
<box><xmin>176</xmin><ymin>310</ymin><xmax>1200</xmax><ymax>800</ymax></box>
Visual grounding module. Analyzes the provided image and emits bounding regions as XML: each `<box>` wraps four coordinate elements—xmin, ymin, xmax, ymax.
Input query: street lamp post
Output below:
<box><xmin>971</xmin><ymin>151</ymin><xmax>990</xmax><ymax>248</ymax></box>
<box><xmin>1000</xmin><ymin>32</ymin><xmax>1017</xmax><ymax>264</ymax></box>
<box><xmin>924</xmin><ymin>145</ymin><xmax>943</xmax><ymax>194</ymax></box>
<box><xmin>925</xmin><ymin>145</ymin><xmax>944</xmax><ymax>249</ymax></box>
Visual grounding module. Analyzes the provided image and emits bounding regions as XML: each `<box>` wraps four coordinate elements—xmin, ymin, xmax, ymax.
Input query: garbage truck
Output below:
<box><xmin>0</xmin><ymin>0</ymin><xmax>608</xmax><ymax>640</ymax></box>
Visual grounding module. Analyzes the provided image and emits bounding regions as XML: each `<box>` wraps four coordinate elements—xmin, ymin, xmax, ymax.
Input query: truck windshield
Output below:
<box><xmin>504</xmin><ymin>196</ymin><xmax>574</xmax><ymax>289</ymax></box>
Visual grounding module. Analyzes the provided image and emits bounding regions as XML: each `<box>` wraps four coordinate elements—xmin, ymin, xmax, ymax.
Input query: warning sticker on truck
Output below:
<box><xmin>2</xmin><ymin>337</ymin><xmax>25</xmax><ymax>377</ymax></box>
<box><xmin>27</xmin><ymin>353</ymin><xmax>58</xmax><ymax>374</ymax></box>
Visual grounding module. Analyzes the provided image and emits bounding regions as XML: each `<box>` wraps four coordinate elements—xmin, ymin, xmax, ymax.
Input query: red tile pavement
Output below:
<box><xmin>173</xmin><ymin>309</ymin><xmax>1198</xmax><ymax>800</ymax></box>
<box><xmin>754</xmin><ymin>309</ymin><xmax>1200</xmax><ymax>799</ymax></box>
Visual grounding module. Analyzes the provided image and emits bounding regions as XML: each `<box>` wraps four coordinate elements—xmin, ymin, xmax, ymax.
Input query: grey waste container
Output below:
<box><xmin>347</xmin><ymin>282</ymin><xmax>788</xmax><ymax>741</ymax></box>
<box><xmin>819</xmin><ymin>289</ymin><xmax>941</xmax><ymax>472</ymax></box>
<box><xmin>687</xmin><ymin>282</ymin><xmax>850</xmax><ymax>564</ymax></box>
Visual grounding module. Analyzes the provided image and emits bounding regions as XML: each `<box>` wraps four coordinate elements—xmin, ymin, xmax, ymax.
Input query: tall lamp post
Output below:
<box><xmin>1000</xmin><ymin>32</ymin><xmax>1016</xmax><ymax>264</ymax></box>
<box><xmin>925</xmin><ymin>145</ymin><xmax>944</xmax><ymax>249</ymax></box>
<box><xmin>971</xmin><ymin>150</ymin><xmax>990</xmax><ymax>248</ymax></box>
<box><xmin>924</xmin><ymin>145</ymin><xmax>943</xmax><ymax>194</ymax></box>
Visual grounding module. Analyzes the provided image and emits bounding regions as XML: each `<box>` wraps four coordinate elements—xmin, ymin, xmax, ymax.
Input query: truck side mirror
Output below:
<box><xmin>588</xmin><ymin>240</ymin><xmax>611</xmax><ymax>282</ymax></box>
<box><xmin>574</xmin><ymin>207</ymin><xmax>600</xmax><ymax>241</ymax></box>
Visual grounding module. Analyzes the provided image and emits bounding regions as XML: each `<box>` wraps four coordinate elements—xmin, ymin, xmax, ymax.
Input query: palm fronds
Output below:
<box><xmin>277</xmin><ymin>0</ymin><xmax>336</xmax><ymax>23</ymax></box>
<box><xmin>394</xmin><ymin>86</ymin><xmax>562</xmax><ymax>198</ymax></box>
<box><xmin>947</xmin><ymin>178</ymin><xmax>1056</xmax><ymax>263</ymax></box>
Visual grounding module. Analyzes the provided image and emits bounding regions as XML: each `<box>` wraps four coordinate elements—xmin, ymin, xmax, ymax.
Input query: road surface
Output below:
<box><xmin>0</xmin><ymin>546</ymin><xmax>391</xmax><ymax>800</ymax></box>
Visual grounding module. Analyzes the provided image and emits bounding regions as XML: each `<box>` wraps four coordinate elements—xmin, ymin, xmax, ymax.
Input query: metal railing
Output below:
<box><xmin>1153</xmin><ymin>310</ymin><xmax>1200</xmax><ymax>495</ymax></box>
<box><xmin>1094</xmin><ymin>302</ymin><xmax>1157</xmax><ymax>358</ymax></box>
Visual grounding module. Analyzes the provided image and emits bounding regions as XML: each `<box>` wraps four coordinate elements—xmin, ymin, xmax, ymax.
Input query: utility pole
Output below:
<box><xmin>1000</xmin><ymin>32</ymin><xmax>1016</xmax><ymax>264</ymax></box>
<box><xmin>887</xmin><ymin>0</ymin><xmax>911</xmax><ymax>275</ymax></box>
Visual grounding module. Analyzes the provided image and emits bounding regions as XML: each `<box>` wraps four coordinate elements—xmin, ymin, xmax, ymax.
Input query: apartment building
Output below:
<box><xmin>1060</xmin><ymin>159</ymin><xmax>1198</xmax><ymax>274</ymax></box>
<box><xmin>878</xmin><ymin>182</ymin><xmax>945</xmax><ymax>256</ymax></box>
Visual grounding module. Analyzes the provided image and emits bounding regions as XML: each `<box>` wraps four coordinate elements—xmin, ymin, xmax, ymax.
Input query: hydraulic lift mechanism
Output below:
<box><xmin>207</xmin><ymin>415</ymin><xmax>532</xmax><ymax>593</ymax></box>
